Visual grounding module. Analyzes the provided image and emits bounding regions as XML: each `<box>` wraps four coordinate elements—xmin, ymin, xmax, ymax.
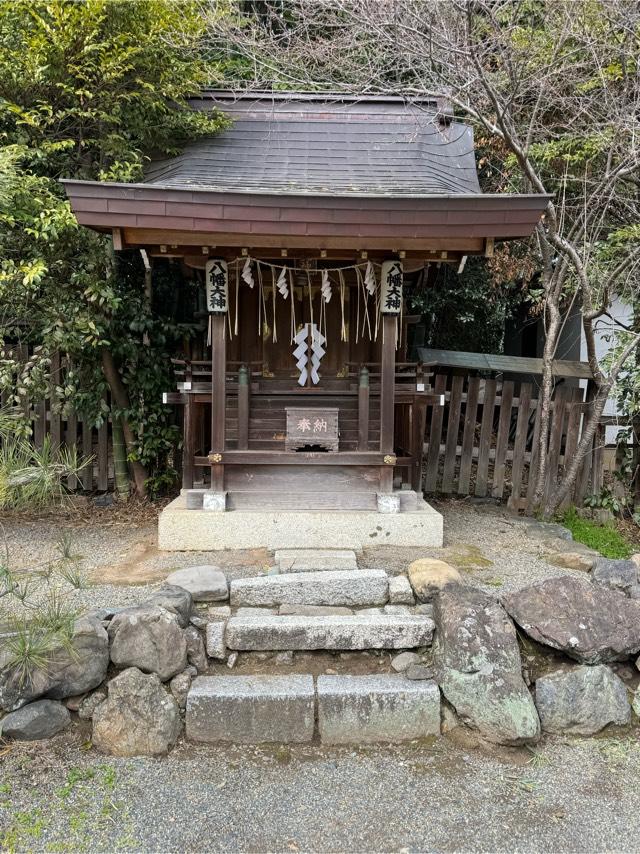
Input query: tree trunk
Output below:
<box><xmin>544</xmin><ymin>385</ymin><xmax>610</xmax><ymax>516</ymax></box>
<box><xmin>111</xmin><ymin>416</ymin><xmax>131</xmax><ymax>499</ymax></box>
<box><xmin>100</xmin><ymin>348</ymin><xmax>148</xmax><ymax>497</ymax></box>
<box><xmin>533</xmin><ymin>306</ymin><xmax>561</xmax><ymax>509</ymax></box>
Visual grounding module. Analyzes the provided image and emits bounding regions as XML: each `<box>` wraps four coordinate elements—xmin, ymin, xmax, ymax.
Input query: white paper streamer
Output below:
<box><xmin>276</xmin><ymin>266</ymin><xmax>289</xmax><ymax>299</ymax></box>
<box><xmin>241</xmin><ymin>257</ymin><xmax>255</xmax><ymax>288</ymax></box>
<box><xmin>364</xmin><ymin>261</ymin><xmax>377</xmax><ymax>295</ymax></box>
<box><xmin>321</xmin><ymin>269</ymin><xmax>332</xmax><ymax>303</ymax></box>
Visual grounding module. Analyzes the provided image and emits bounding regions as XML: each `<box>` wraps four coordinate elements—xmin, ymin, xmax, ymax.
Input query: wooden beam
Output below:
<box><xmin>194</xmin><ymin>451</ymin><xmax>397</xmax><ymax>466</ymax></box>
<box><xmin>122</xmin><ymin>228</ymin><xmax>486</xmax><ymax>254</ymax></box>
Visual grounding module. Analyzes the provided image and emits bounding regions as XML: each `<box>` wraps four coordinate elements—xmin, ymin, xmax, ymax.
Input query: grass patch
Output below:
<box><xmin>561</xmin><ymin>508</ymin><xmax>633</xmax><ymax>559</ymax></box>
<box><xmin>0</xmin><ymin>762</ymin><xmax>135</xmax><ymax>852</ymax></box>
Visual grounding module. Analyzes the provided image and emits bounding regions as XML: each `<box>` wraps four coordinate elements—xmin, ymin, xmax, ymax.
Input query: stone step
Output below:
<box><xmin>186</xmin><ymin>673</ymin><xmax>441</xmax><ymax>744</ymax></box>
<box><xmin>225</xmin><ymin>613</ymin><xmax>435</xmax><ymax>651</ymax></box>
<box><xmin>317</xmin><ymin>675</ymin><xmax>440</xmax><ymax>744</ymax></box>
<box><xmin>187</xmin><ymin>675</ymin><xmax>315</xmax><ymax>744</ymax></box>
<box><xmin>229</xmin><ymin>569</ymin><xmax>388</xmax><ymax>608</ymax></box>
<box><xmin>275</xmin><ymin>549</ymin><xmax>358</xmax><ymax>573</ymax></box>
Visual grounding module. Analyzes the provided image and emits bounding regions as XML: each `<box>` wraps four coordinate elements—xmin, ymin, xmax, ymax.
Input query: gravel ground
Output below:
<box><xmin>1</xmin><ymin>727</ymin><xmax>640</xmax><ymax>852</ymax></box>
<box><xmin>2</xmin><ymin>497</ymin><xmax>587</xmax><ymax>614</ymax></box>
<box><xmin>1</xmin><ymin>501</ymin><xmax>638</xmax><ymax>852</ymax></box>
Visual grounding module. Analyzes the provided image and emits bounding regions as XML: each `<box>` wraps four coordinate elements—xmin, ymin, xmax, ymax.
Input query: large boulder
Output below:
<box><xmin>145</xmin><ymin>585</ymin><xmax>193</xmax><ymax>628</ymax></box>
<box><xmin>0</xmin><ymin>616</ymin><xmax>109</xmax><ymax>712</ymax></box>
<box><xmin>503</xmin><ymin>576</ymin><xmax>640</xmax><ymax>664</ymax></box>
<box><xmin>92</xmin><ymin>667</ymin><xmax>181</xmax><ymax>756</ymax></box>
<box><xmin>535</xmin><ymin>665</ymin><xmax>631</xmax><ymax>735</ymax></box>
<box><xmin>591</xmin><ymin>558</ymin><xmax>640</xmax><ymax>599</ymax></box>
<box><xmin>408</xmin><ymin>559</ymin><xmax>462</xmax><ymax>603</ymax></box>
<box><xmin>0</xmin><ymin>699</ymin><xmax>70</xmax><ymax>741</ymax></box>
<box><xmin>433</xmin><ymin>586</ymin><xmax>540</xmax><ymax>745</ymax></box>
<box><xmin>108</xmin><ymin>606</ymin><xmax>187</xmax><ymax>681</ymax></box>
<box><xmin>164</xmin><ymin>566</ymin><xmax>228</xmax><ymax>602</ymax></box>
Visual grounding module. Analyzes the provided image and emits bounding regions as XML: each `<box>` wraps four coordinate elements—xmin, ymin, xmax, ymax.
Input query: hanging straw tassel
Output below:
<box><xmin>338</xmin><ymin>268</ymin><xmax>346</xmax><ymax>342</ymax></box>
<box><xmin>234</xmin><ymin>263</ymin><xmax>240</xmax><ymax>335</ymax></box>
<box><xmin>288</xmin><ymin>268</ymin><xmax>296</xmax><ymax>343</ymax></box>
<box><xmin>256</xmin><ymin>261</ymin><xmax>267</xmax><ymax>338</ymax></box>
<box><xmin>355</xmin><ymin>265</ymin><xmax>372</xmax><ymax>341</ymax></box>
<box><xmin>207</xmin><ymin>314</ymin><xmax>212</xmax><ymax>347</ymax></box>
<box><xmin>271</xmin><ymin>266</ymin><xmax>277</xmax><ymax>343</ymax></box>
<box><xmin>306</xmin><ymin>270</ymin><xmax>314</xmax><ymax>331</ymax></box>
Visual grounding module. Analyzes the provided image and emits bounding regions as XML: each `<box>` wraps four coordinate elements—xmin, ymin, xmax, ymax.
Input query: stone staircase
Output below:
<box><xmin>185</xmin><ymin>555</ymin><xmax>440</xmax><ymax>745</ymax></box>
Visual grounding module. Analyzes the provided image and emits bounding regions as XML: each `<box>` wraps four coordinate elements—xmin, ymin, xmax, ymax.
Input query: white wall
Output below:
<box><xmin>580</xmin><ymin>295</ymin><xmax>633</xmax><ymax>444</ymax></box>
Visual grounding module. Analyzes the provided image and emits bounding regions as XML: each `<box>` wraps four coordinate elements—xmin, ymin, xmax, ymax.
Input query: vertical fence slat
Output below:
<box><xmin>458</xmin><ymin>376</ymin><xmax>480</xmax><ymax>495</ymax></box>
<box><xmin>526</xmin><ymin>398</ymin><xmax>543</xmax><ymax>512</ymax></box>
<box><xmin>441</xmin><ymin>375</ymin><xmax>464</xmax><ymax>493</ymax></box>
<box><xmin>424</xmin><ymin>374</ymin><xmax>447</xmax><ymax>492</ymax></box>
<box><xmin>544</xmin><ymin>388</ymin><xmax>569</xmax><ymax>505</ymax></box>
<box><xmin>97</xmin><ymin>414</ymin><xmax>109</xmax><ymax>491</ymax></box>
<box><xmin>492</xmin><ymin>380</ymin><xmax>514</xmax><ymax>499</ymax></box>
<box><xmin>560</xmin><ymin>387</ymin><xmax>584</xmax><ymax>508</ymax></box>
<box><xmin>34</xmin><ymin>400</ymin><xmax>46</xmax><ymax>449</ymax></box>
<box><xmin>475</xmin><ymin>379</ymin><xmax>497</xmax><ymax>497</ymax></box>
<box><xmin>66</xmin><ymin>409</ymin><xmax>78</xmax><ymax>490</ymax></box>
<box><xmin>17</xmin><ymin>344</ymin><xmax>30</xmax><ymax>424</ymax></box>
<box><xmin>80</xmin><ymin>416</ymin><xmax>93</xmax><ymax>490</ymax></box>
<box><xmin>49</xmin><ymin>352</ymin><xmax>61</xmax><ymax>453</ymax></box>
<box><xmin>592</xmin><ymin>423</ymin><xmax>605</xmax><ymax>496</ymax></box>
<box><xmin>507</xmin><ymin>383</ymin><xmax>533</xmax><ymax>509</ymax></box>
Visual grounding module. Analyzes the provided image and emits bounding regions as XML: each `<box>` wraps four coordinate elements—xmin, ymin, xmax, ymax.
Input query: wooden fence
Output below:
<box><xmin>3</xmin><ymin>351</ymin><xmax>112</xmax><ymax>492</ymax></box>
<box><xmin>422</xmin><ymin>372</ymin><xmax>606</xmax><ymax>511</ymax></box>
<box><xmin>3</xmin><ymin>350</ymin><xmax>614</xmax><ymax>506</ymax></box>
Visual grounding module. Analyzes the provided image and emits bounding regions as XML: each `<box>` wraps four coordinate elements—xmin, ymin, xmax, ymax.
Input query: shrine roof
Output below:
<box><xmin>143</xmin><ymin>91</ymin><xmax>482</xmax><ymax>196</ymax></box>
<box><xmin>62</xmin><ymin>91</ymin><xmax>551</xmax><ymax>254</ymax></box>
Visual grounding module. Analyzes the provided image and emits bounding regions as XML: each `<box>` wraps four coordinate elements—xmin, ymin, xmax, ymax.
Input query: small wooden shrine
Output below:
<box><xmin>63</xmin><ymin>92</ymin><xmax>548</xmax><ymax>548</ymax></box>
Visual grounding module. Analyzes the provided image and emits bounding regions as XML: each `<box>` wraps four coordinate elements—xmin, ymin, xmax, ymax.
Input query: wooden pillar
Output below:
<box><xmin>182</xmin><ymin>394</ymin><xmax>195</xmax><ymax>490</ymax></box>
<box><xmin>411</xmin><ymin>397</ymin><xmax>428</xmax><ymax>492</ymax></box>
<box><xmin>358</xmin><ymin>366</ymin><xmax>370</xmax><ymax>451</ymax></box>
<box><xmin>237</xmin><ymin>364</ymin><xmax>250</xmax><ymax>450</ymax></box>
<box><xmin>210</xmin><ymin>314</ymin><xmax>226</xmax><ymax>492</ymax></box>
<box><xmin>380</xmin><ymin>314</ymin><xmax>396</xmax><ymax>492</ymax></box>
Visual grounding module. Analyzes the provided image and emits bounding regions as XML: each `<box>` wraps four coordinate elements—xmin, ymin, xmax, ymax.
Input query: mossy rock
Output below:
<box><xmin>443</xmin><ymin>543</ymin><xmax>493</xmax><ymax>571</ymax></box>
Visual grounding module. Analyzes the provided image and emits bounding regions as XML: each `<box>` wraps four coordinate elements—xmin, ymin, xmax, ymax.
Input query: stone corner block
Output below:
<box><xmin>185</xmin><ymin>490</ymin><xmax>205</xmax><ymax>510</ymax></box>
<box><xmin>165</xmin><ymin>566</ymin><xmax>228</xmax><ymax>603</ymax></box>
<box><xmin>205</xmin><ymin>621</ymin><xmax>227</xmax><ymax>660</ymax></box>
<box><xmin>186</xmin><ymin>675</ymin><xmax>315</xmax><ymax>744</ymax></box>
<box><xmin>203</xmin><ymin>491</ymin><xmax>227</xmax><ymax>512</ymax></box>
<box><xmin>317</xmin><ymin>674</ymin><xmax>440</xmax><ymax>744</ymax></box>
<box><xmin>388</xmin><ymin>575</ymin><xmax>415</xmax><ymax>605</ymax></box>
<box><xmin>377</xmin><ymin>493</ymin><xmax>400</xmax><ymax>514</ymax></box>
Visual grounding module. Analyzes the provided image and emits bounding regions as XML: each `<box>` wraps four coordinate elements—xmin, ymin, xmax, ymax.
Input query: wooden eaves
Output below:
<box><xmin>62</xmin><ymin>179</ymin><xmax>550</xmax><ymax>263</ymax></box>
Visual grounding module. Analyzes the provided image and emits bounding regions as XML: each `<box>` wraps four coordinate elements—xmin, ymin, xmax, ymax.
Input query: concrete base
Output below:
<box><xmin>158</xmin><ymin>495</ymin><xmax>443</xmax><ymax>551</ymax></box>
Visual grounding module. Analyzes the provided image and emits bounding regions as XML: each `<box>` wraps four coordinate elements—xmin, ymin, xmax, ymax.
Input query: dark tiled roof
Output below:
<box><xmin>143</xmin><ymin>91</ymin><xmax>482</xmax><ymax>197</ymax></box>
